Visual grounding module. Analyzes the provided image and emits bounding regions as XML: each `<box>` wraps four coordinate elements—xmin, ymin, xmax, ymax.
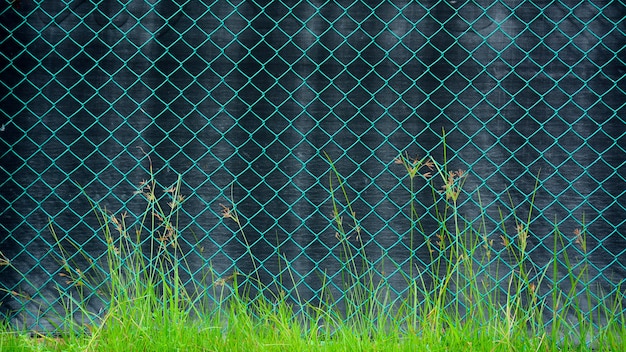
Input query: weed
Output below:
<box><xmin>2</xmin><ymin>146</ymin><xmax>624</xmax><ymax>351</ymax></box>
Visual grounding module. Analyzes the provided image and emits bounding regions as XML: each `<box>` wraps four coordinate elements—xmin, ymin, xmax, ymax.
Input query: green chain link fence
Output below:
<box><xmin>1</xmin><ymin>0</ymin><xmax>625</xmax><ymax>332</ymax></box>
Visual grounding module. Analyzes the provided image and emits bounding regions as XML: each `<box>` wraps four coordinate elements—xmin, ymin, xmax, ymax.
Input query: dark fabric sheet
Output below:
<box><xmin>1</xmin><ymin>1</ymin><xmax>625</xmax><ymax>330</ymax></box>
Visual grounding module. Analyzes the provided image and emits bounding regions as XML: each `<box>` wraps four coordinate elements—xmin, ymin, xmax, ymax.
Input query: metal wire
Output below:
<box><xmin>1</xmin><ymin>1</ymin><xmax>625</xmax><ymax>332</ymax></box>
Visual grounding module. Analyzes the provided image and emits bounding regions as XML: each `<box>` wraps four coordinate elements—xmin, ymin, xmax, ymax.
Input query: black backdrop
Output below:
<box><xmin>1</xmin><ymin>1</ymin><xmax>625</xmax><ymax>331</ymax></box>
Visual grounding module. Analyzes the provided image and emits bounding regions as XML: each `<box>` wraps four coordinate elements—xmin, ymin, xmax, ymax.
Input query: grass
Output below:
<box><xmin>1</xmin><ymin>147</ymin><xmax>625</xmax><ymax>351</ymax></box>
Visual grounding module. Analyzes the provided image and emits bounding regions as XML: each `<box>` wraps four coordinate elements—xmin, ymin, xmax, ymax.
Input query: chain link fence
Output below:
<box><xmin>1</xmin><ymin>1</ymin><xmax>625</xmax><ymax>332</ymax></box>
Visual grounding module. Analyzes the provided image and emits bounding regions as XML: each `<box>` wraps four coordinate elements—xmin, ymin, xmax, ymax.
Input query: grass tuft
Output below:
<box><xmin>1</xmin><ymin>146</ymin><xmax>624</xmax><ymax>351</ymax></box>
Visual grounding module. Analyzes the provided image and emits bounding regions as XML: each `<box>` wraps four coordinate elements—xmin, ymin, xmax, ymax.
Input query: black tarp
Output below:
<box><xmin>1</xmin><ymin>1</ymin><xmax>625</xmax><ymax>331</ymax></box>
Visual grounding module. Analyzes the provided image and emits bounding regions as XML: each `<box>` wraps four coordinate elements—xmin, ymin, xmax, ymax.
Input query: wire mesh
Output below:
<box><xmin>1</xmin><ymin>0</ymin><xmax>625</xmax><ymax>332</ymax></box>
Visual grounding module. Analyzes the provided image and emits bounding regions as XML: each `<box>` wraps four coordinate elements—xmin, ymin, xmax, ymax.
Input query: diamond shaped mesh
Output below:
<box><xmin>1</xmin><ymin>1</ymin><xmax>625</xmax><ymax>332</ymax></box>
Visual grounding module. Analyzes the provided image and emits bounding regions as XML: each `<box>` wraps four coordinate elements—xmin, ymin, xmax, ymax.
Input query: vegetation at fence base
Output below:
<box><xmin>1</xmin><ymin>148</ymin><xmax>625</xmax><ymax>351</ymax></box>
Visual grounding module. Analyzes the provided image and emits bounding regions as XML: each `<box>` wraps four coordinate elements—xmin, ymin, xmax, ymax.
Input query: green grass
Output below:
<box><xmin>1</xmin><ymin>294</ymin><xmax>624</xmax><ymax>352</ymax></box>
<box><xmin>1</xmin><ymin>148</ymin><xmax>625</xmax><ymax>351</ymax></box>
